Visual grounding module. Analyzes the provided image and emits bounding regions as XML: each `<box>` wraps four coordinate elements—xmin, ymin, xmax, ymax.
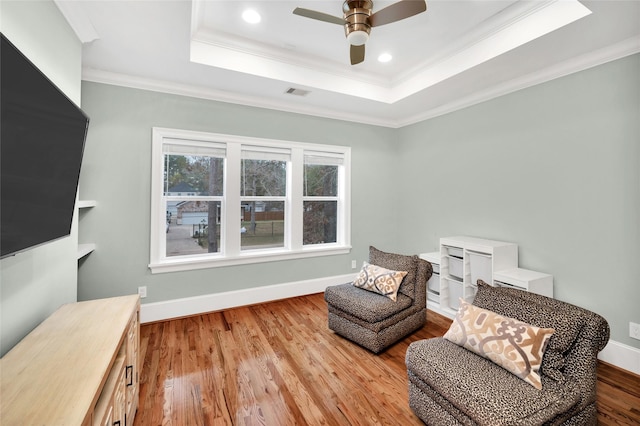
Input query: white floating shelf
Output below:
<box><xmin>77</xmin><ymin>243</ymin><xmax>96</xmax><ymax>259</ymax></box>
<box><xmin>78</xmin><ymin>200</ymin><xmax>97</xmax><ymax>208</ymax></box>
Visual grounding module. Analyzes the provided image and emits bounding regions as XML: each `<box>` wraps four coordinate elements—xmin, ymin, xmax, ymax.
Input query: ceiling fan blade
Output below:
<box><xmin>293</xmin><ymin>8</ymin><xmax>346</xmax><ymax>25</ymax></box>
<box><xmin>350</xmin><ymin>44</ymin><xmax>365</xmax><ymax>65</ymax></box>
<box><xmin>369</xmin><ymin>0</ymin><xmax>427</xmax><ymax>27</ymax></box>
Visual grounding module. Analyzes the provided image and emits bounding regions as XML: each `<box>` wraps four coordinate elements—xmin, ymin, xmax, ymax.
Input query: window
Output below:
<box><xmin>150</xmin><ymin>128</ymin><xmax>351</xmax><ymax>273</ymax></box>
<box><xmin>240</xmin><ymin>146</ymin><xmax>288</xmax><ymax>251</ymax></box>
<box><xmin>303</xmin><ymin>152</ymin><xmax>342</xmax><ymax>245</ymax></box>
<box><xmin>162</xmin><ymin>142</ymin><xmax>225</xmax><ymax>258</ymax></box>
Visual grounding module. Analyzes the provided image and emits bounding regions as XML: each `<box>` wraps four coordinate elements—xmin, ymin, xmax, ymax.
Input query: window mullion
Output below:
<box><xmin>225</xmin><ymin>144</ymin><xmax>241</xmax><ymax>257</ymax></box>
<box><xmin>290</xmin><ymin>148</ymin><xmax>304</xmax><ymax>251</ymax></box>
<box><xmin>339</xmin><ymin>151</ymin><xmax>351</xmax><ymax>246</ymax></box>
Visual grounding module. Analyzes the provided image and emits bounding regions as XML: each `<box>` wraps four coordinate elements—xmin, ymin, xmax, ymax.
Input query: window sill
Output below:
<box><xmin>148</xmin><ymin>245</ymin><xmax>352</xmax><ymax>274</ymax></box>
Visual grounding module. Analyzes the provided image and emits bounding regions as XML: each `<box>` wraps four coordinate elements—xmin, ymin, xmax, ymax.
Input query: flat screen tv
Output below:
<box><xmin>1</xmin><ymin>33</ymin><xmax>89</xmax><ymax>258</ymax></box>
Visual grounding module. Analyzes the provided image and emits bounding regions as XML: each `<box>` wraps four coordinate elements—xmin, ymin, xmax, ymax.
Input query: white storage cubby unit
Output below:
<box><xmin>493</xmin><ymin>268</ymin><xmax>553</xmax><ymax>298</ymax></box>
<box><xmin>419</xmin><ymin>251</ymin><xmax>440</xmax><ymax>304</ymax></box>
<box><xmin>420</xmin><ymin>236</ymin><xmax>554</xmax><ymax>318</ymax></box>
<box><xmin>440</xmin><ymin>236</ymin><xmax>518</xmax><ymax>313</ymax></box>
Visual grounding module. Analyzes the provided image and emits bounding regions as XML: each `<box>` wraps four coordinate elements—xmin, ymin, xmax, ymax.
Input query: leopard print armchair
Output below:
<box><xmin>324</xmin><ymin>246</ymin><xmax>432</xmax><ymax>353</ymax></box>
<box><xmin>406</xmin><ymin>281</ymin><xmax>610</xmax><ymax>425</ymax></box>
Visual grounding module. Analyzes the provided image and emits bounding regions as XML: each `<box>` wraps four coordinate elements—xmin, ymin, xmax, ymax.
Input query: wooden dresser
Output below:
<box><xmin>0</xmin><ymin>295</ymin><xmax>140</xmax><ymax>425</ymax></box>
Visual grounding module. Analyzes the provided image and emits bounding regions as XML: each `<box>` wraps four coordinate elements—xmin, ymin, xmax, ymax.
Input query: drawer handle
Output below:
<box><xmin>113</xmin><ymin>422</ymin><xmax>121</xmax><ymax>426</ymax></box>
<box><xmin>126</xmin><ymin>365</ymin><xmax>133</xmax><ymax>386</ymax></box>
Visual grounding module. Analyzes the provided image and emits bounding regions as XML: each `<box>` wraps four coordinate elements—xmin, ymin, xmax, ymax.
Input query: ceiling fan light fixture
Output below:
<box><xmin>293</xmin><ymin>0</ymin><xmax>427</xmax><ymax>65</ymax></box>
<box><xmin>347</xmin><ymin>30</ymin><xmax>369</xmax><ymax>46</ymax></box>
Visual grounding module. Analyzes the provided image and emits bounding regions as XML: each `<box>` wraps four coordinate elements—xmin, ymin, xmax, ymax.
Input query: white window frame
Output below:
<box><xmin>149</xmin><ymin>127</ymin><xmax>351</xmax><ymax>273</ymax></box>
<box><xmin>302</xmin><ymin>151</ymin><xmax>344</xmax><ymax>246</ymax></box>
<box><xmin>239</xmin><ymin>145</ymin><xmax>290</xmax><ymax>253</ymax></box>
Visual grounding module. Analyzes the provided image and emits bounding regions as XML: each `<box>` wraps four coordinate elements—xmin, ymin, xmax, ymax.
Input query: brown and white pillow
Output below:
<box><xmin>352</xmin><ymin>262</ymin><xmax>407</xmax><ymax>302</ymax></box>
<box><xmin>444</xmin><ymin>299</ymin><xmax>555</xmax><ymax>389</ymax></box>
<box><xmin>369</xmin><ymin>246</ymin><xmax>418</xmax><ymax>299</ymax></box>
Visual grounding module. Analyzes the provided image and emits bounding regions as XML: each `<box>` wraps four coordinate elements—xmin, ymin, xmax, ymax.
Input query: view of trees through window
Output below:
<box><xmin>164</xmin><ymin>155</ymin><xmax>294</xmax><ymax>255</ymax></box>
<box><xmin>240</xmin><ymin>158</ymin><xmax>286</xmax><ymax>250</ymax></box>
<box><xmin>164</xmin><ymin>156</ymin><xmax>340</xmax><ymax>256</ymax></box>
<box><xmin>152</xmin><ymin>131</ymin><xmax>348</xmax><ymax>269</ymax></box>
<box><xmin>304</xmin><ymin>164</ymin><xmax>338</xmax><ymax>245</ymax></box>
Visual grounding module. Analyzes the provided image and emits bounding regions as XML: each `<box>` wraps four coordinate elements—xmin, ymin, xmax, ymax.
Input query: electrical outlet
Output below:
<box><xmin>138</xmin><ymin>286</ymin><xmax>147</xmax><ymax>298</ymax></box>
<box><xmin>630</xmin><ymin>322</ymin><xmax>640</xmax><ymax>340</ymax></box>
<box><xmin>351</xmin><ymin>260</ymin><xmax>357</xmax><ymax>269</ymax></box>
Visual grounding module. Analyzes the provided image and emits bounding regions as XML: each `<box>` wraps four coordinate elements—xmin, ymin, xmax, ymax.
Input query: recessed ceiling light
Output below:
<box><xmin>242</xmin><ymin>9</ymin><xmax>261</xmax><ymax>24</ymax></box>
<box><xmin>378</xmin><ymin>53</ymin><xmax>392</xmax><ymax>63</ymax></box>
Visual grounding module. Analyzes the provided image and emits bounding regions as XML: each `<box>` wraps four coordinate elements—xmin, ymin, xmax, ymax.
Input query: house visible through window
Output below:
<box><xmin>149</xmin><ymin>128</ymin><xmax>351</xmax><ymax>273</ymax></box>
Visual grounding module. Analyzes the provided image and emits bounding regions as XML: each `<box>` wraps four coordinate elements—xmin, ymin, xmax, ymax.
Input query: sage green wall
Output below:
<box><xmin>79</xmin><ymin>55</ymin><xmax>639</xmax><ymax>349</ymax></box>
<box><xmin>396</xmin><ymin>54</ymin><xmax>640</xmax><ymax>348</ymax></box>
<box><xmin>77</xmin><ymin>82</ymin><xmax>397</xmax><ymax>303</ymax></box>
<box><xmin>0</xmin><ymin>0</ymin><xmax>82</xmax><ymax>356</ymax></box>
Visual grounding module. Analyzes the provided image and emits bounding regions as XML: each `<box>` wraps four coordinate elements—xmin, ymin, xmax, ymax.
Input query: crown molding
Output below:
<box><xmin>83</xmin><ymin>37</ymin><xmax>639</xmax><ymax>129</ymax></box>
<box><xmin>397</xmin><ymin>36</ymin><xmax>640</xmax><ymax>127</ymax></box>
<box><xmin>192</xmin><ymin>28</ymin><xmax>389</xmax><ymax>88</ymax></box>
<box><xmin>390</xmin><ymin>0</ymin><xmax>592</xmax><ymax>103</ymax></box>
<box><xmin>189</xmin><ymin>0</ymin><xmax>590</xmax><ymax>105</ymax></box>
<box><xmin>394</xmin><ymin>0</ymin><xmax>558</xmax><ymax>84</ymax></box>
<box><xmin>189</xmin><ymin>38</ymin><xmax>394</xmax><ymax>103</ymax></box>
<box><xmin>81</xmin><ymin>68</ymin><xmax>398</xmax><ymax>128</ymax></box>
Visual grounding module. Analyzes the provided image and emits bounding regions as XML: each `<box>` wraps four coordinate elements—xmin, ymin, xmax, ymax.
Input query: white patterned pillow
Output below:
<box><xmin>352</xmin><ymin>262</ymin><xmax>407</xmax><ymax>302</ymax></box>
<box><xmin>444</xmin><ymin>299</ymin><xmax>555</xmax><ymax>389</ymax></box>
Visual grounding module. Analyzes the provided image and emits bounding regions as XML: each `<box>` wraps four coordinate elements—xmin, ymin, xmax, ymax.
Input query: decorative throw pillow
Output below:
<box><xmin>352</xmin><ymin>262</ymin><xmax>407</xmax><ymax>302</ymax></box>
<box><xmin>472</xmin><ymin>280</ymin><xmax>583</xmax><ymax>382</ymax></box>
<box><xmin>369</xmin><ymin>246</ymin><xmax>418</xmax><ymax>299</ymax></box>
<box><xmin>443</xmin><ymin>299</ymin><xmax>555</xmax><ymax>389</ymax></box>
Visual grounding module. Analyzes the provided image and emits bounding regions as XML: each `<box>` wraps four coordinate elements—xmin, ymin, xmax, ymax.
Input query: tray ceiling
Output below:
<box><xmin>57</xmin><ymin>0</ymin><xmax>640</xmax><ymax>127</ymax></box>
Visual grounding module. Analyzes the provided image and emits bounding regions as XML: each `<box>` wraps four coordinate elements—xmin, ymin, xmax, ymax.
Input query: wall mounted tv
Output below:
<box><xmin>1</xmin><ymin>33</ymin><xmax>89</xmax><ymax>259</ymax></box>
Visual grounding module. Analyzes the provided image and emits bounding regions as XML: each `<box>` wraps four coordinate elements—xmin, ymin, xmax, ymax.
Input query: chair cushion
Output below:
<box><xmin>325</xmin><ymin>283</ymin><xmax>413</xmax><ymax>323</ymax></box>
<box><xmin>369</xmin><ymin>246</ymin><xmax>418</xmax><ymax>300</ymax></box>
<box><xmin>472</xmin><ymin>281</ymin><xmax>585</xmax><ymax>381</ymax></box>
<box><xmin>406</xmin><ymin>338</ymin><xmax>581</xmax><ymax>425</ymax></box>
<box><xmin>443</xmin><ymin>299</ymin><xmax>555</xmax><ymax>389</ymax></box>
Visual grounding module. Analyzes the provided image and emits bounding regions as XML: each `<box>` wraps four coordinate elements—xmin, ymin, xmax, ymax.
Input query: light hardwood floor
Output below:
<box><xmin>134</xmin><ymin>293</ymin><xmax>640</xmax><ymax>425</ymax></box>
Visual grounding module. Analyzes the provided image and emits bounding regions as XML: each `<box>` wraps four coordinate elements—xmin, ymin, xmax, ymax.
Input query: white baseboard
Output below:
<box><xmin>598</xmin><ymin>339</ymin><xmax>640</xmax><ymax>376</ymax></box>
<box><xmin>426</xmin><ymin>299</ymin><xmax>457</xmax><ymax>319</ymax></box>
<box><xmin>140</xmin><ymin>273</ymin><xmax>356</xmax><ymax>324</ymax></box>
<box><xmin>141</xmin><ymin>275</ymin><xmax>640</xmax><ymax>377</ymax></box>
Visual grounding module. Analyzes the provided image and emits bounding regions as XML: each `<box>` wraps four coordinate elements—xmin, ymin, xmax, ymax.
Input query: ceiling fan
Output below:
<box><xmin>293</xmin><ymin>0</ymin><xmax>427</xmax><ymax>65</ymax></box>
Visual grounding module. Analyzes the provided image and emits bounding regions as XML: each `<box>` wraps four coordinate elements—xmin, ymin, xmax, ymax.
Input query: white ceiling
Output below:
<box><xmin>56</xmin><ymin>0</ymin><xmax>640</xmax><ymax>128</ymax></box>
